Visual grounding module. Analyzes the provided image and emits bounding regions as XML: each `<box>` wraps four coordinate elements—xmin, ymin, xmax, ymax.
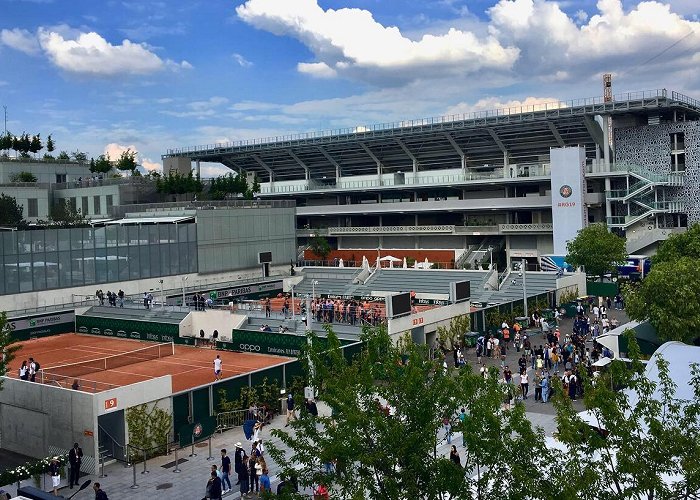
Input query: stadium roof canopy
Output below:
<box><xmin>163</xmin><ymin>90</ymin><xmax>700</xmax><ymax>182</ymax></box>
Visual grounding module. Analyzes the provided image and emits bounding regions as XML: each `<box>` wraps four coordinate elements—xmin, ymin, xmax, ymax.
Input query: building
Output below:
<box><xmin>163</xmin><ymin>88</ymin><xmax>699</xmax><ymax>267</ymax></box>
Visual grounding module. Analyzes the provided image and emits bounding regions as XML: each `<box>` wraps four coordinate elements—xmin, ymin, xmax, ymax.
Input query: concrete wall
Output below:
<box><xmin>0</xmin><ymin>161</ymin><xmax>90</xmax><ymax>184</ymax></box>
<box><xmin>0</xmin><ymin>378</ymin><xmax>96</xmax><ymax>472</ymax></box>
<box><xmin>555</xmin><ymin>272</ymin><xmax>587</xmax><ymax>303</ymax></box>
<box><xmin>387</xmin><ymin>301</ymin><xmax>471</xmax><ymax>342</ymax></box>
<box><xmin>0</xmin><ymin>185</ymin><xmax>52</xmax><ymax>221</ymax></box>
<box><xmin>54</xmin><ymin>184</ymin><xmax>120</xmax><ymax>217</ymax></box>
<box><xmin>196</xmin><ymin>207</ymin><xmax>296</xmax><ymax>273</ymax></box>
<box><xmin>163</xmin><ymin>157</ymin><xmax>191</xmax><ymax>176</ymax></box>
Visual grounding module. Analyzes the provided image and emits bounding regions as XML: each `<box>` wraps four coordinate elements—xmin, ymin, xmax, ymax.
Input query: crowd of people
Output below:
<box><xmin>95</xmin><ymin>289</ymin><xmax>125</xmax><ymax>308</ymax></box>
<box><xmin>310</xmin><ymin>298</ymin><xmax>386</xmax><ymax>326</ymax></box>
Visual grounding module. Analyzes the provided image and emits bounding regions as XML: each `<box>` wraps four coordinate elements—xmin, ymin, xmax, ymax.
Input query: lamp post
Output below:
<box><xmin>312</xmin><ymin>280</ymin><xmax>319</xmax><ymax>300</ymax></box>
<box><xmin>158</xmin><ymin>279</ymin><xmax>164</xmax><ymax>309</ymax></box>
<box><xmin>181</xmin><ymin>276</ymin><xmax>189</xmax><ymax>308</ymax></box>
<box><xmin>521</xmin><ymin>259</ymin><xmax>528</xmax><ymax>318</ymax></box>
<box><xmin>291</xmin><ymin>284</ymin><xmax>296</xmax><ymax>321</ymax></box>
<box><xmin>488</xmin><ymin>245</ymin><xmax>494</xmax><ymax>270</ymax></box>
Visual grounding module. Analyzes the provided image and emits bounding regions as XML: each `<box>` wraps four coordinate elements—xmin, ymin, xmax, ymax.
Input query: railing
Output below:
<box><xmin>109</xmin><ymin>199</ymin><xmax>296</xmax><ymax>218</ymax></box>
<box><xmin>498</xmin><ymin>223</ymin><xmax>553</xmax><ymax>233</ymax></box>
<box><xmin>216</xmin><ymin>409</ymin><xmax>249</xmax><ymax>433</ymax></box>
<box><xmin>98</xmin><ymin>425</ymin><xmax>127</xmax><ymax>462</ymax></box>
<box><xmin>0</xmin><ymin>155</ymin><xmax>84</xmax><ymax>165</ymax></box>
<box><xmin>54</xmin><ymin>177</ymin><xmax>153</xmax><ymax>190</ymax></box>
<box><xmin>328</xmin><ymin>225</ymin><xmax>455</xmax><ymax>234</ymax></box>
<box><xmin>0</xmin><ymin>182</ymin><xmax>51</xmax><ymax>188</ymax></box>
<box><xmin>165</xmin><ymin>89</ymin><xmax>693</xmax><ymax>155</ymax></box>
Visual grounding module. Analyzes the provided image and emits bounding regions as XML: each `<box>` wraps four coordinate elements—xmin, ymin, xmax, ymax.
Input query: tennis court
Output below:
<box><xmin>8</xmin><ymin>333</ymin><xmax>292</xmax><ymax>393</ymax></box>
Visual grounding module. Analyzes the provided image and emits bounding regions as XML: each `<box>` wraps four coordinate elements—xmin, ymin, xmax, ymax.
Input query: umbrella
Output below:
<box><xmin>403</xmin><ymin>257</ymin><xmax>407</xmax><ymax>269</ymax></box>
<box><xmin>362</xmin><ymin>256</ymin><xmax>369</xmax><ymax>271</ymax></box>
<box><xmin>389</xmin><ymin>260</ymin><xmax>394</xmax><ymax>268</ymax></box>
<box><xmin>338</xmin><ymin>258</ymin><xmax>344</xmax><ymax>267</ymax></box>
<box><xmin>379</xmin><ymin>255</ymin><xmax>401</xmax><ymax>262</ymax></box>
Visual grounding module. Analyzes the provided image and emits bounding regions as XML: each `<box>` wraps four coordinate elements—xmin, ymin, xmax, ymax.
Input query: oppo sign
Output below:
<box><xmin>239</xmin><ymin>344</ymin><xmax>261</xmax><ymax>352</ymax></box>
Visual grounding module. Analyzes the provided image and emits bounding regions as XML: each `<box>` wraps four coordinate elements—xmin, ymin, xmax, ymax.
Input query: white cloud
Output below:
<box><xmin>298</xmin><ymin>62</ymin><xmax>337</xmax><ymax>78</ymax></box>
<box><xmin>141</xmin><ymin>157</ymin><xmax>162</xmax><ymax>172</ymax></box>
<box><xmin>104</xmin><ymin>143</ymin><xmax>137</xmax><ymax>160</ymax></box>
<box><xmin>444</xmin><ymin>96</ymin><xmax>565</xmax><ymax>116</ymax></box>
<box><xmin>236</xmin><ymin>0</ymin><xmax>519</xmax><ymax>84</ymax></box>
<box><xmin>0</xmin><ymin>28</ymin><xmax>41</xmax><ymax>55</ymax></box>
<box><xmin>36</xmin><ymin>28</ymin><xmax>191</xmax><ymax>76</ymax></box>
<box><xmin>232</xmin><ymin>53</ymin><xmax>253</xmax><ymax>67</ymax></box>
<box><xmin>161</xmin><ymin>97</ymin><xmax>229</xmax><ymax>119</ymax></box>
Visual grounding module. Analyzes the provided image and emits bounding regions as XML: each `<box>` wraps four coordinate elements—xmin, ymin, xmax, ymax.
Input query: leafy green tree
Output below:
<box><xmin>0</xmin><ymin>312</ymin><xmax>21</xmax><ymax>389</ymax></box>
<box><xmin>46</xmin><ymin>134</ymin><xmax>55</xmax><ymax>153</ymax></box>
<box><xmin>0</xmin><ymin>133</ymin><xmax>13</xmax><ymax>151</ymax></box>
<box><xmin>566</xmin><ymin>223</ymin><xmax>627</xmax><ymax>280</ymax></box>
<box><xmin>156</xmin><ymin>170</ymin><xmax>202</xmax><ymax>195</ymax></box>
<box><xmin>0</xmin><ymin>194</ymin><xmax>25</xmax><ymax>227</ymax></box>
<box><xmin>115</xmin><ymin>148</ymin><xmax>138</xmax><ymax>173</ymax></box>
<box><xmin>654</xmin><ymin>223</ymin><xmax>700</xmax><ymax>264</ymax></box>
<box><xmin>10</xmin><ymin>172</ymin><xmax>37</xmax><ymax>183</ymax></box>
<box><xmin>71</xmin><ymin>150</ymin><xmax>87</xmax><ymax>163</ymax></box>
<box><xmin>29</xmin><ymin>134</ymin><xmax>42</xmax><ymax>154</ymax></box>
<box><xmin>309</xmin><ymin>232</ymin><xmax>331</xmax><ymax>261</ymax></box>
<box><xmin>269</xmin><ymin>326</ymin><xmax>551</xmax><ymax>500</ymax></box>
<box><xmin>49</xmin><ymin>199</ymin><xmax>86</xmax><ymax>227</ymax></box>
<box><xmin>57</xmin><ymin>151</ymin><xmax>70</xmax><ymax>161</ymax></box>
<box><xmin>624</xmin><ymin>257</ymin><xmax>700</xmax><ymax>344</ymax></box>
<box><xmin>553</xmin><ymin>333</ymin><xmax>700</xmax><ymax>499</ymax></box>
<box><xmin>89</xmin><ymin>155</ymin><xmax>112</xmax><ymax>174</ymax></box>
<box><xmin>435</xmin><ymin>314</ymin><xmax>471</xmax><ymax>354</ymax></box>
<box><xmin>209</xmin><ymin>173</ymin><xmax>248</xmax><ymax>200</ymax></box>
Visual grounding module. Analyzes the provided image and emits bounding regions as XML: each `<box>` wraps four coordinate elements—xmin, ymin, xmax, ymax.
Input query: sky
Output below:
<box><xmin>0</xmin><ymin>0</ymin><xmax>699</xmax><ymax>176</ymax></box>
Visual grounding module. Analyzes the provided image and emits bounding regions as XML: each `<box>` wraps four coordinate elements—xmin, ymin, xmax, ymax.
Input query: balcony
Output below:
<box><xmin>498</xmin><ymin>223</ymin><xmax>553</xmax><ymax>233</ymax></box>
<box><xmin>297</xmin><ymin>223</ymin><xmax>552</xmax><ymax>237</ymax></box>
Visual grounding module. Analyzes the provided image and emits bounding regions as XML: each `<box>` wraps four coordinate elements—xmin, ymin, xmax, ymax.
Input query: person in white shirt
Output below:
<box><xmin>593</xmin><ymin>305</ymin><xmax>600</xmax><ymax>321</ymax></box>
<box><xmin>213</xmin><ymin>355</ymin><xmax>223</xmax><ymax>381</ymax></box>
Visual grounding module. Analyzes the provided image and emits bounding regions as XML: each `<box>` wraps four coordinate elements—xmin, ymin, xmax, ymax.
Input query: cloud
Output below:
<box><xmin>140</xmin><ymin>157</ymin><xmax>162</xmax><ymax>172</ymax></box>
<box><xmin>161</xmin><ymin>97</ymin><xmax>229</xmax><ymax>119</ymax></box>
<box><xmin>232</xmin><ymin>53</ymin><xmax>253</xmax><ymax>67</ymax></box>
<box><xmin>0</xmin><ymin>28</ymin><xmax>41</xmax><ymax>55</ymax></box>
<box><xmin>236</xmin><ymin>0</ymin><xmax>519</xmax><ymax>85</ymax></box>
<box><xmin>444</xmin><ymin>96</ymin><xmax>565</xmax><ymax>116</ymax></box>
<box><xmin>33</xmin><ymin>27</ymin><xmax>191</xmax><ymax>76</ymax></box>
<box><xmin>104</xmin><ymin>143</ymin><xmax>137</xmax><ymax>160</ymax></box>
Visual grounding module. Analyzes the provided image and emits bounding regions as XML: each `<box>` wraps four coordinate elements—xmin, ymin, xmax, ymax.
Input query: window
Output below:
<box><xmin>55</xmin><ymin>174</ymin><xmax>67</xmax><ymax>184</ymax></box>
<box><xmin>671</xmin><ymin>132</ymin><xmax>685</xmax><ymax>151</ymax></box>
<box><xmin>106</xmin><ymin>195</ymin><xmax>114</xmax><ymax>214</ymax></box>
<box><xmin>672</xmin><ymin>152</ymin><xmax>685</xmax><ymax>172</ymax></box>
<box><xmin>82</xmin><ymin>197</ymin><xmax>89</xmax><ymax>215</ymax></box>
<box><xmin>27</xmin><ymin>198</ymin><xmax>38</xmax><ymax>218</ymax></box>
<box><xmin>94</xmin><ymin>196</ymin><xmax>101</xmax><ymax>215</ymax></box>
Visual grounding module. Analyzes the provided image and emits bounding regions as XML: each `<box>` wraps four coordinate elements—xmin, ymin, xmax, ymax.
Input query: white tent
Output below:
<box><xmin>376</xmin><ymin>256</ymin><xmax>381</xmax><ymax>268</ymax></box>
<box><xmin>379</xmin><ymin>255</ymin><xmax>401</xmax><ymax>262</ymax></box>
<box><xmin>338</xmin><ymin>258</ymin><xmax>344</xmax><ymax>267</ymax></box>
<box><xmin>403</xmin><ymin>257</ymin><xmax>407</xmax><ymax>269</ymax></box>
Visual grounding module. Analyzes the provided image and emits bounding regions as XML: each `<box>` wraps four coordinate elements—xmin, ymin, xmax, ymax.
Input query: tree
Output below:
<box><xmin>624</xmin><ymin>257</ymin><xmax>700</xmax><ymax>344</ymax></box>
<box><xmin>46</xmin><ymin>134</ymin><xmax>55</xmax><ymax>153</ymax></box>
<box><xmin>552</xmin><ymin>333</ymin><xmax>700</xmax><ymax>499</ymax></box>
<box><xmin>29</xmin><ymin>134</ymin><xmax>42</xmax><ymax>155</ymax></box>
<box><xmin>56</xmin><ymin>151</ymin><xmax>70</xmax><ymax>161</ymax></box>
<box><xmin>115</xmin><ymin>148</ymin><xmax>138</xmax><ymax>173</ymax></box>
<box><xmin>309</xmin><ymin>232</ymin><xmax>331</xmax><ymax>261</ymax></box>
<box><xmin>0</xmin><ymin>312</ymin><xmax>21</xmax><ymax>389</ymax></box>
<box><xmin>0</xmin><ymin>194</ymin><xmax>25</xmax><ymax>227</ymax></box>
<box><xmin>49</xmin><ymin>199</ymin><xmax>87</xmax><ymax>227</ymax></box>
<box><xmin>0</xmin><ymin>133</ymin><xmax>12</xmax><ymax>151</ymax></box>
<box><xmin>565</xmin><ymin>223</ymin><xmax>627</xmax><ymax>280</ymax></box>
<box><xmin>435</xmin><ymin>314</ymin><xmax>471</xmax><ymax>354</ymax></box>
<box><xmin>10</xmin><ymin>172</ymin><xmax>37</xmax><ymax>183</ymax></box>
<box><xmin>654</xmin><ymin>223</ymin><xmax>700</xmax><ymax>265</ymax></box>
<box><xmin>71</xmin><ymin>150</ymin><xmax>87</xmax><ymax>163</ymax></box>
<box><xmin>269</xmin><ymin>326</ymin><xmax>551</xmax><ymax>500</ymax></box>
<box><xmin>89</xmin><ymin>155</ymin><xmax>113</xmax><ymax>174</ymax></box>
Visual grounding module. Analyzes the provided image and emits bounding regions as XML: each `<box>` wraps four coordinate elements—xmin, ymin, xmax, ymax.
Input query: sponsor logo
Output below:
<box><xmin>78</xmin><ymin>326</ymin><xmax>88</xmax><ymax>333</ymax></box>
<box><xmin>559</xmin><ymin>185</ymin><xmax>573</xmax><ymax>198</ymax></box>
<box><xmin>91</xmin><ymin>328</ymin><xmax>101</xmax><ymax>334</ymax></box>
<box><xmin>193</xmin><ymin>423</ymin><xmax>203</xmax><ymax>438</ymax></box>
<box><xmin>160</xmin><ymin>335</ymin><xmax>174</xmax><ymax>343</ymax></box>
<box><xmin>239</xmin><ymin>344</ymin><xmax>261</xmax><ymax>352</ymax></box>
<box><xmin>268</xmin><ymin>347</ymin><xmax>301</xmax><ymax>356</ymax></box>
<box><xmin>116</xmin><ymin>330</ymin><xmax>127</xmax><ymax>338</ymax></box>
<box><xmin>29</xmin><ymin>320</ymin><xmax>37</xmax><ymax>327</ymax></box>
<box><xmin>146</xmin><ymin>333</ymin><xmax>160</xmax><ymax>341</ymax></box>
<box><xmin>104</xmin><ymin>329</ymin><xmax>114</xmax><ymax>336</ymax></box>
<box><xmin>130</xmin><ymin>332</ymin><xmax>141</xmax><ymax>339</ymax></box>
<box><xmin>557</xmin><ymin>202</ymin><xmax>576</xmax><ymax>207</ymax></box>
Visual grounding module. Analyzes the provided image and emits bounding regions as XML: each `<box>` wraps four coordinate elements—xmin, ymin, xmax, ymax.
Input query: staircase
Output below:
<box><xmin>606</xmin><ymin>164</ymin><xmax>685</xmax><ymax>229</ymax></box>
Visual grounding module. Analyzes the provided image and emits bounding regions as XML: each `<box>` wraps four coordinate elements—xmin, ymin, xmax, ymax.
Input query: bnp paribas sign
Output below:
<box><xmin>550</xmin><ymin>146</ymin><xmax>588</xmax><ymax>256</ymax></box>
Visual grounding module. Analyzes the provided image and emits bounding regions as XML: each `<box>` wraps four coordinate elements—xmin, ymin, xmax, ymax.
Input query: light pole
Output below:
<box><xmin>521</xmin><ymin>259</ymin><xmax>528</xmax><ymax>318</ymax></box>
<box><xmin>488</xmin><ymin>245</ymin><xmax>494</xmax><ymax>270</ymax></box>
<box><xmin>312</xmin><ymin>280</ymin><xmax>319</xmax><ymax>301</ymax></box>
<box><xmin>291</xmin><ymin>284</ymin><xmax>296</xmax><ymax>321</ymax></box>
<box><xmin>181</xmin><ymin>276</ymin><xmax>189</xmax><ymax>308</ymax></box>
<box><xmin>158</xmin><ymin>279</ymin><xmax>164</xmax><ymax>309</ymax></box>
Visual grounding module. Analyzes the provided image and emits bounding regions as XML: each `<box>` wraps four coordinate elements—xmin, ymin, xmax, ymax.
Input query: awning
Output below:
<box><xmin>103</xmin><ymin>216</ymin><xmax>194</xmax><ymax>225</ymax></box>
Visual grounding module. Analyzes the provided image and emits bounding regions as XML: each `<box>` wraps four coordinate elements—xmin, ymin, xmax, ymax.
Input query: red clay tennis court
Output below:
<box><xmin>7</xmin><ymin>333</ymin><xmax>292</xmax><ymax>393</ymax></box>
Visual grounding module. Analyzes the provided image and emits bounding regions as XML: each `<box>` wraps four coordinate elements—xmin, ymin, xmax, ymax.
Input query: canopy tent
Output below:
<box><xmin>379</xmin><ymin>255</ymin><xmax>401</xmax><ymax>262</ymax></box>
<box><xmin>595</xmin><ymin>320</ymin><xmax>663</xmax><ymax>359</ymax></box>
<box><xmin>403</xmin><ymin>257</ymin><xmax>407</xmax><ymax>269</ymax></box>
<box><xmin>338</xmin><ymin>258</ymin><xmax>344</xmax><ymax>267</ymax></box>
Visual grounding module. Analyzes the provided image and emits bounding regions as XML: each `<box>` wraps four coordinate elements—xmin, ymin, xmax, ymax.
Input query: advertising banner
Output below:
<box><xmin>9</xmin><ymin>311</ymin><xmax>76</xmax><ymax>341</ymax></box>
<box><xmin>550</xmin><ymin>147</ymin><xmax>588</xmax><ymax>255</ymax></box>
<box><xmin>219</xmin><ymin>329</ymin><xmax>353</xmax><ymax>357</ymax></box>
<box><xmin>75</xmin><ymin>315</ymin><xmax>180</xmax><ymax>344</ymax></box>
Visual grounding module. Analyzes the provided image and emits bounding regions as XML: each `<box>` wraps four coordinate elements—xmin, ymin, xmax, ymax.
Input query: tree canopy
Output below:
<box><xmin>89</xmin><ymin>155</ymin><xmax>113</xmax><ymax>174</ymax></box>
<box><xmin>209</xmin><ymin>173</ymin><xmax>248</xmax><ymax>200</ymax></box>
<box><xmin>0</xmin><ymin>194</ymin><xmax>25</xmax><ymax>227</ymax></box>
<box><xmin>49</xmin><ymin>199</ymin><xmax>87</xmax><ymax>227</ymax></box>
<box><xmin>156</xmin><ymin>170</ymin><xmax>203</xmax><ymax>195</ymax></box>
<box><xmin>309</xmin><ymin>233</ymin><xmax>331</xmax><ymax>261</ymax></box>
<box><xmin>653</xmin><ymin>223</ymin><xmax>700</xmax><ymax>265</ymax></box>
<box><xmin>565</xmin><ymin>223</ymin><xmax>627</xmax><ymax>280</ymax></box>
<box><xmin>9</xmin><ymin>171</ymin><xmax>37</xmax><ymax>183</ymax></box>
<box><xmin>115</xmin><ymin>149</ymin><xmax>138</xmax><ymax>173</ymax></box>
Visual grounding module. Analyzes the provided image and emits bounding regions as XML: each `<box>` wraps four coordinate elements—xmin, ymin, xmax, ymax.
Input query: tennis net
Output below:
<box><xmin>41</xmin><ymin>342</ymin><xmax>175</xmax><ymax>382</ymax></box>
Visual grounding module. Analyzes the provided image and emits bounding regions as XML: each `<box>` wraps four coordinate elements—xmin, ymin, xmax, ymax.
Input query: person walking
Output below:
<box><xmin>220</xmin><ymin>449</ymin><xmax>232</xmax><ymax>493</ymax></box>
<box><xmin>449</xmin><ymin>445</ymin><xmax>461</xmax><ymax>466</ymax></box>
<box><xmin>28</xmin><ymin>357</ymin><xmax>39</xmax><ymax>382</ymax></box>
<box><xmin>520</xmin><ymin>369</ymin><xmax>529</xmax><ymax>400</ymax></box>
<box><xmin>234</xmin><ymin>442</ymin><xmax>246</xmax><ymax>486</ymax></box>
<box><xmin>285</xmin><ymin>393</ymin><xmax>296</xmax><ymax>426</ymax></box>
<box><xmin>206</xmin><ymin>470</ymin><xmax>222</xmax><ymax>500</ymax></box>
<box><xmin>93</xmin><ymin>482</ymin><xmax>108</xmax><ymax>500</ymax></box>
<box><xmin>213</xmin><ymin>355</ymin><xmax>223</xmax><ymax>381</ymax></box>
<box><xmin>259</xmin><ymin>468</ymin><xmax>271</xmax><ymax>494</ymax></box>
<box><xmin>69</xmin><ymin>442</ymin><xmax>83</xmax><ymax>488</ymax></box>
<box><xmin>237</xmin><ymin>462</ymin><xmax>249</xmax><ymax>498</ymax></box>
<box><xmin>248</xmin><ymin>455</ymin><xmax>259</xmax><ymax>495</ymax></box>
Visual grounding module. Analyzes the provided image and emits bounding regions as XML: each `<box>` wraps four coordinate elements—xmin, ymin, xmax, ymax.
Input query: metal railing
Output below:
<box><xmin>215</xmin><ymin>409</ymin><xmax>249</xmax><ymax>433</ymax></box>
<box><xmin>109</xmin><ymin>199</ymin><xmax>295</xmax><ymax>218</ymax></box>
<box><xmin>54</xmin><ymin>177</ymin><xmax>153</xmax><ymax>190</ymax></box>
<box><xmin>98</xmin><ymin>425</ymin><xmax>127</xmax><ymax>462</ymax></box>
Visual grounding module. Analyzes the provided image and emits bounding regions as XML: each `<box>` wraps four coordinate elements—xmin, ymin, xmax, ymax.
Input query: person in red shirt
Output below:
<box><xmin>314</xmin><ymin>483</ymin><xmax>329</xmax><ymax>500</ymax></box>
